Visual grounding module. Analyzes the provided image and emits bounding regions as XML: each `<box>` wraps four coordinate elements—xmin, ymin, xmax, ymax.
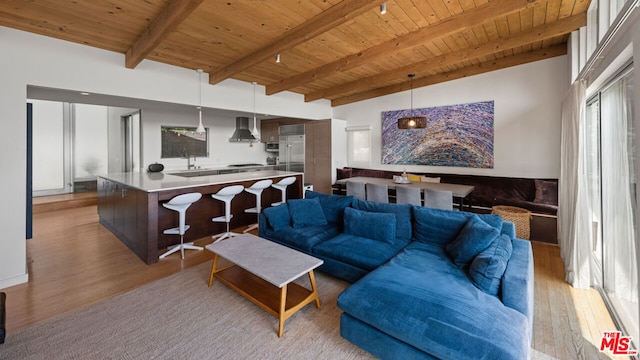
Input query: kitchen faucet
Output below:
<box><xmin>187</xmin><ymin>155</ymin><xmax>197</xmax><ymax>170</ymax></box>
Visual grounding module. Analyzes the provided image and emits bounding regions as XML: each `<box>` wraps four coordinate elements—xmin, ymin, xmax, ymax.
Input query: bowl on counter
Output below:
<box><xmin>147</xmin><ymin>163</ymin><xmax>164</xmax><ymax>173</ymax></box>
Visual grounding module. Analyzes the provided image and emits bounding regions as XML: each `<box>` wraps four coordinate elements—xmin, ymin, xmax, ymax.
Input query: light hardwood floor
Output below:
<box><xmin>1</xmin><ymin>200</ymin><xmax>626</xmax><ymax>359</ymax></box>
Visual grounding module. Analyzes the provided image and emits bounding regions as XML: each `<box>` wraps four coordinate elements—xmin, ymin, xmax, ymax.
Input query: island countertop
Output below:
<box><xmin>99</xmin><ymin>170</ymin><xmax>303</xmax><ymax>193</ymax></box>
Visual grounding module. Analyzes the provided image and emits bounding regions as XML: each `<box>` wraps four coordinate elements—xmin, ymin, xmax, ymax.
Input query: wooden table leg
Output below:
<box><xmin>308</xmin><ymin>270</ymin><xmax>320</xmax><ymax>308</ymax></box>
<box><xmin>208</xmin><ymin>254</ymin><xmax>219</xmax><ymax>287</ymax></box>
<box><xmin>278</xmin><ymin>284</ymin><xmax>288</xmax><ymax>338</ymax></box>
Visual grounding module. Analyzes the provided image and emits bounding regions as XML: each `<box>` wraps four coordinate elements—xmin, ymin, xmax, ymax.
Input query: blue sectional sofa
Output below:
<box><xmin>258</xmin><ymin>191</ymin><xmax>534</xmax><ymax>359</ymax></box>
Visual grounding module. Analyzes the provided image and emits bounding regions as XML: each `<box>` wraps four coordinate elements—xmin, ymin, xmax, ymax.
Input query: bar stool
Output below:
<box><xmin>159</xmin><ymin>192</ymin><xmax>203</xmax><ymax>260</ymax></box>
<box><xmin>271</xmin><ymin>176</ymin><xmax>297</xmax><ymax>206</ymax></box>
<box><xmin>211</xmin><ymin>185</ymin><xmax>245</xmax><ymax>243</ymax></box>
<box><xmin>243</xmin><ymin>179</ymin><xmax>273</xmax><ymax>233</ymax></box>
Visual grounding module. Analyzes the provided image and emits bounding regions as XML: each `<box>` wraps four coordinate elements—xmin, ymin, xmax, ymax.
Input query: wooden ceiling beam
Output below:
<box><xmin>331</xmin><ymin>44</ymin><xmax>567</xmax><ymax>106</ymax></box>
<box><xmin>207</xmin><ymin>0</ymin><xmax>383</xmax><ymax>85</ymax></box>
<box><xmin>125</xmin><ymin>0</ymin><xmax>205</xmax><ymax>69</ymax></box>
<box><xmin>266</xmin><ymin>0</ymin><xmax>542</xmax><ymax>96</ymax></box>
<box><xmin>306</xmin><ymin>13</ymin><xmax>585</xmax><ymax>102</ymax></box>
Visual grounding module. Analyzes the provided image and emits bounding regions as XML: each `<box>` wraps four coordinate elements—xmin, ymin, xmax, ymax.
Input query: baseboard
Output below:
<box><xmin>0</xmin><ymin>272</ymin><xmax>29</xmax><ymax>290</ymax></box>
<box><xmin>1</xmin><ymin>291</ymin><xmax>6</xmax><ymax>344</ymax></box>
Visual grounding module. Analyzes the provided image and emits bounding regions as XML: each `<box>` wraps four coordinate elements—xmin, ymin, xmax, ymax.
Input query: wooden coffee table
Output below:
<box><xmin>205</xmin><ymin>234</ymin><xmax>323</xmax><ymax>337</ymax></box>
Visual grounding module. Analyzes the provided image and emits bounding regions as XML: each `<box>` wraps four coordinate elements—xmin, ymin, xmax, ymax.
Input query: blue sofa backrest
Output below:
<box><xmin>305</xmin><ymin>190</ymin><xmax>354</xmax><ymax>225</ymax></box>
<box><xmin>411</xmin><ymin>206</ymin><xmax>504</xmax><ymax>246</ymax></box>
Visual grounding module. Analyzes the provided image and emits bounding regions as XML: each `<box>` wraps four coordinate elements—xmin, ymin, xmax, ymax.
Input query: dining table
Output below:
<box><xmin>335</xmin><ymin>176</ymin><xmax>475</xmax><ymax>210</ymax></box>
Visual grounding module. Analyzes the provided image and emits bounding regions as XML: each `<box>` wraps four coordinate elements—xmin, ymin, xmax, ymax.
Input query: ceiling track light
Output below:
<box><xmin>380</xmin><ymin>3</ymin><xmax>387</xmax><ymax>14</ymax></box>
<box><xmin>275</xmin><ymin>53</ymin><xmax>281</xmax><ymax>63</ymax></box>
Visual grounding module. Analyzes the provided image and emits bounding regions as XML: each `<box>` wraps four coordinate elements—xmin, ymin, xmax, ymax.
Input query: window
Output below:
<box><xmin>346</xmin><ymin>126</ymin><xmax>371</xmax><ymax>168</ymax></box>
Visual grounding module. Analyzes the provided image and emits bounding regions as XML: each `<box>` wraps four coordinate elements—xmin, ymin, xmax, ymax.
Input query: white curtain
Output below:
<box><xmin>601</xmin><ymin>74</ymin><xmax>638</xmax><ymax>302</ymax></box>
<box><xmin>559</xmin><ymin>80</ymin><xmax>593</xmax><ymax>289</ymax></box>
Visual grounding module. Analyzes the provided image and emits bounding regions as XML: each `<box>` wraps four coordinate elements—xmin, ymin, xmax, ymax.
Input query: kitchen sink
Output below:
<box><xmin>169</xmin><ymin>169</ymin><xmax>220</xmax><ymax>177</ymax></box>
<box><xmin>169</xmin><ymin>164</ymin><xmax>272</xmax><ymax>178</ymax></box>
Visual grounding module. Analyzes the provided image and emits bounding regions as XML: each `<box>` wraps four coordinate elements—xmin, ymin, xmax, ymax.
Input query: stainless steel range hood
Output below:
<box><xmin>229</xmin><ymin>116</ymin><xmax>257</xmax><ymax>142</ymax></box>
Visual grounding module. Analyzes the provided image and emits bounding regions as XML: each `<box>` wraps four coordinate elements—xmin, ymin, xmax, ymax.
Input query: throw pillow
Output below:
<box><xmin>533</xmin><ymin>179</ymin><xmax>558</xmax><ymax>205</ymax></box>
<box><xmin>351</xmin><ymin>199</ymin><xmax>412</xmax><ymax>243</ymax></box>
<box><xmin>288</xmin><ymin>197</ymin><xmax>328</xmax><ymax>228</ymax></box>
<box><xmin>305</xmin><ymin>190</ymin><xmax>354</xmax><ymax>224</ymax></box>
<box><xmin>412</xmin><ymin>206</ymin><xmax>503</xmax><ymax>246</ymax></box>
<box><xmin>468</xmin><ymin>234</ymin><xmax>513</xmax><ymax>297</ymax></box>
<box><xmin>263</xmin><ymin>203</ymin><xmax>291</xmax><ymax>231</ymax></box>
<box><xmin>344</xmin><ymin>207</ymin><xmax>396</xmax><ymax>244</ymax></box>
<box><xmin>445</xmin><ymin>215</ymin><xmax>500</xmax><ymax>269</ymax></box>
<box><xmin>420</xmin><ymin>176</ymin><xmax>441</xmax><ymax>183</ymax></box>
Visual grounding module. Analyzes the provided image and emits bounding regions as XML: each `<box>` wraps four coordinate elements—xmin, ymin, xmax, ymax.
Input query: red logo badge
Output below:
<box><xmin>600</xmin><ymin>331</ymin><xmax>638</xmax><ymax>356</ymax></box>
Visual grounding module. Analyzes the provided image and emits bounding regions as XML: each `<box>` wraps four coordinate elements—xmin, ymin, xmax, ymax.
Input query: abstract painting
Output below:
<box><xmin>381</xmin><ymin>100</ymin><xmax>494</xmax><ymax>168</ymax></box>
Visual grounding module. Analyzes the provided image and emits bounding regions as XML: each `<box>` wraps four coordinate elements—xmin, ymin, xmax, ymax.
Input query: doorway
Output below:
<box><xmin>28</xmin><ymin>100</ymin><xmax>140</xmax><ymax>196</ymax></box>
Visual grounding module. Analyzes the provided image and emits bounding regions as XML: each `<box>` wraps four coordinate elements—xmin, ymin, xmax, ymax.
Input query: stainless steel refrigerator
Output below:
<box><xmin>278</xmin><ymin>124</ymin><xmax>305</xmax><ymax>173</ymax></box>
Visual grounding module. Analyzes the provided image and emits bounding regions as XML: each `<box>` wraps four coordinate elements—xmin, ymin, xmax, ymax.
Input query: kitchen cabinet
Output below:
<box><xmin>260</xmin><ymin>117</ymin><xmax>308</xmax><ymax>143</ymax></box>
<box><xmin>260</xmin><ymin>119</ymin><xmax>279</xmax><ymax>142</ymax></box>
<box><xmin>305</xmin><ymin>120</ymin><xmax>332</xmax><ymax>194</ymax></box>
<box><xmin>97</xmin><ymin>178</ymin><xmax>142</xmax><ymax>256</ymax></box>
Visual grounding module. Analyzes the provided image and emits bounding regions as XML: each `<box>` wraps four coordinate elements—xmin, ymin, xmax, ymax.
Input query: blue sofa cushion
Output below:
<box><xmin>269</xmin><ymin>223</ymin><xmax>341</xmax><ymax>253</ymax></box>
<box><xmin>337</xmin><ymin>241</ymin><xmax>529</xmax><ymax>360</ymax></box>
<box><xmin>469</xmin><ymin>234</ymin><xmax>513</xmax><ymax>297</ymax></box>
<box><xmin>351</xmin><ymin>199</ymin><xmax>412</xmax><ymax>243</ymax></box>
<box><xmin>262</xmin><ymin>203</ymin><xmax>290</xmax><ymax>231</ymax></box>
<box><xmin>313</xmin><ymin>233</ymin><xmax>404</xmax><ymax>271</ymax></box>
<box><xmin>305</xmin><ymin>190</ymin><xmax>353</xmax><ymax>224</ymax></box>
<box><xmin>288</xmin><ymin>197</ymin><xmax>327</xmax><ymax>228</ymax></box>
<box><xmin>344</xmin><ymin>207</ymin><xmax>396</xmax><ymax>244</ymax></box>
<box><xmin>412</xmin><ymin>206</ymin><xmax>503</xmax><ymax>246</ymax></box>
<box><xmin>445</xmin><ymin>215</ymin><xmax>500</xmax><ymax>269</ymax></box>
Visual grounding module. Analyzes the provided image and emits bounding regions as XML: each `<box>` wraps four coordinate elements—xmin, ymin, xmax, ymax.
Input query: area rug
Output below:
<box><xmin>0</xmin><ymin>262</ymin><xmax>374</xmax><ymax>359</ymax></box>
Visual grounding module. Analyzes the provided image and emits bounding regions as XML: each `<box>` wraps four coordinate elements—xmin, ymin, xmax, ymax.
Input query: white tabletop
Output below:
<box><xmin>99</xmin><ymin>170</ymin><xmax>302</xmax><ymax>193</ymax></box>
<box><xmin>205</xmin><ymin>234</ymin><xmax>323</xmax><ymax>288</ymax></box>
<box><xmin>336</xmin><ymin>176</ymin><xmax>475</xmax><ymax>198</ymax></box>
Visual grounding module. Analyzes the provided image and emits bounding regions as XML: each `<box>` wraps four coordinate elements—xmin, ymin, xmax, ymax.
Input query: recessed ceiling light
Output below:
<box><xmin>380</xmin><ymin>3</ymin><xmax>387</xmax><ymax>14</ymax></box>
<box><xmin>80</xmin><ymin>92</ymin><xmax>90</xmax><ymax>96</ymax></box>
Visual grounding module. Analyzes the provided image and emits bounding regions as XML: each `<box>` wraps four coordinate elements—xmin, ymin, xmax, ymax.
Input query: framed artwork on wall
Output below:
<box><xmin>381</xmin><ymin>100</ymin><xmax>494</xmax><ymax>168</ymax></box>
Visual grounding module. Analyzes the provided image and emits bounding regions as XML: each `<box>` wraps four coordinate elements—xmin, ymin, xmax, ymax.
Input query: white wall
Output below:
<box><xmin>333</xmin><ymin>56</ymin><xmax>569</xmax><ymax>179</ymax></box>
<box><xmin>0</xmin><ymin>26</ymin><xmax>332</xmax><ymax>288</ymax></box>
<box><xmin>141</xmin><ymin>107</ymin><xmax>270</xmax><ymax>170</ymax></box>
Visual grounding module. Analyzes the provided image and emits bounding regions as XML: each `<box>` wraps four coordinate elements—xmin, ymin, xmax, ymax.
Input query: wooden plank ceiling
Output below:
<box><xmin>0</xmin><ymin>0</ymin><xmax>589</xmax><ymax>106</ymax></box>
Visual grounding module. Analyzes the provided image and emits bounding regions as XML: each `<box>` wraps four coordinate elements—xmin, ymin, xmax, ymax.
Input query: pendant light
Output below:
<box><xmin>397</xmin><ymin>73</ymin><xmax>427</xmax><ymax>129</ymax></box>
<box><xmin>251</xmin><ymin>82</ymin><xmax>260</xmax><ymax>138</ymax></box>
<box><xmin>195</xmin><ymin>69</ymin><xmax>206</xmax><ymax>134</ymax></box>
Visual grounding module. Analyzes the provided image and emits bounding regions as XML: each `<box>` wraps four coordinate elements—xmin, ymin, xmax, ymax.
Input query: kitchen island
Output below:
<box><xmin>98</xmin><ymin>170</ymin><xmax>303</xmax><ymax>264</ymax></box>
